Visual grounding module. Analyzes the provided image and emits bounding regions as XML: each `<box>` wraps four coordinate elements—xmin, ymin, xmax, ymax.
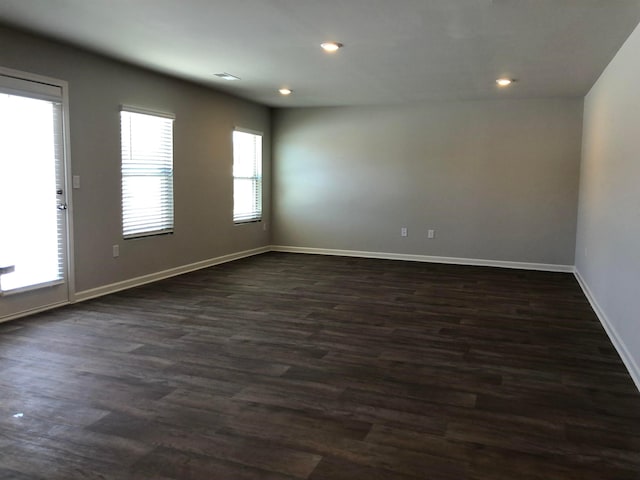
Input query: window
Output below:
<box><xmin>0</xmin><ymin>73</ymin><xmax>66</xmax><ymax>293</ymax></box>
<box><xmin>120</xmin><ymin>108</ymin><xmax>174</xmax><ymax>238</ymax></box>
<box><xmin>233</xmin><ymin>129</ymin><xmax>262</xmax><ymax>223</ymax></box>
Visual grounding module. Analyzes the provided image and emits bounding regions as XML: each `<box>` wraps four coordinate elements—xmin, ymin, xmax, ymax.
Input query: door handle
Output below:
<box><xmin>57</xmin><ymin>204</ymin><xmax>68</xmax><ymax>210</ymax></box>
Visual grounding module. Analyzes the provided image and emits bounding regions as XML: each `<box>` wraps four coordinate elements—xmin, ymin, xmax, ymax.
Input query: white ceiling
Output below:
<box><xmin>1</xmin><ymin>0</ymin><xmax>640</xmax><ymax>107</ymax></box>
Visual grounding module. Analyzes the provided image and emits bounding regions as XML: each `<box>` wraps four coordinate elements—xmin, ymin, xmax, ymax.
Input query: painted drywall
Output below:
<box><xmin>576</xmin><ymin>22</ymin><xmax>640</xmax><ymax>383</ymax></box>
<box><xmin>0</xmin><ymin>26</ymin><xmax>271</xmax><ymax>294</ymax></box>
<box><xmin>273</xmin><ymin>99</ymin><xmax>582</xmax><ymax>265</ymax></box>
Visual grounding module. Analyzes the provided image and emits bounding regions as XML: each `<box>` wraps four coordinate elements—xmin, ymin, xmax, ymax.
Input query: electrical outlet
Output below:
<box><xmin>72</xmin><ymin>175</ymin><xmax>81</xmax><ymax>189</ymax></box>
<box><xmin>263</xmin><ymin>222</ymin><xmax>268</xmax><ymax>231</ymax></box>
<box><xmin>428</xmin><ymin>229</ymin><xmax>435</xmax><ymax>239</ymax></box>
<box><xmin>401</xmin><ymin>227</ymin><xmax>408</xmax><ymax>237</ymax></box>
<box><xmin>112</xmin><ymin>244</ymin><xmax>119</xmax><ymax>258</ymax></box>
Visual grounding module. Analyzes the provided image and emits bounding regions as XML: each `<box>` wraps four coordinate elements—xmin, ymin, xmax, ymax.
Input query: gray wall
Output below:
<box><xmin>273</xmin><ymin>99</ymin><xmax>582</xmax><ymax>265</ymax></box>
<box><xmin>576</xmin><ymin>22</ymin><xmax>640</xmax><ymax>380</ymax></box>
<box><xmin>0</xmin><ymin>26</ymin><xmax>271</xmax><ymax>293</ymax></box>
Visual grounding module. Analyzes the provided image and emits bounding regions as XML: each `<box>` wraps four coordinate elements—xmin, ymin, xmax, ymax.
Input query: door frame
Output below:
<box><xmin>0</xmin><ymin>66</ymin><xmax>75</xmax><ymax>323</ymax></box>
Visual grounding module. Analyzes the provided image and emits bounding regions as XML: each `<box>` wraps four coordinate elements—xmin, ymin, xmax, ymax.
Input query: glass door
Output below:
<box><xmin>0</xmin><ymin>71</ymin><xmax>70</xmax><ymax>321</ymax></box>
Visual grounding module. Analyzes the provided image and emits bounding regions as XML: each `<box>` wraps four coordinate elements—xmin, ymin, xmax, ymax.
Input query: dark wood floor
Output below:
<box><xmin>1</xmin><ymin>252</ymin><xmax>639</xmax><ymax>479</ymax></box>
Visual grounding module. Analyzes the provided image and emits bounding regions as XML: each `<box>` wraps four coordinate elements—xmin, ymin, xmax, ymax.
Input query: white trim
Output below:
<box><xmin>61</xmin><ymin>77</ymin><xmax>75</xmax><ymax>303</ymax></box>
<box><xmin>0</xmin><ymin>66</ymin><xmax>66</xmax><ymax>86</ymax></box>
<box><xmin>573</xmin><ymin>268</ymin><xmax>640</xmax><ymax>393</ymax></box>
<box><xmin>0</xmin><ymin>66</ymin><xmax>64</xmax><ymax>100</ymax></box>
<box><xmin>0</xmin><ymin>300</ymin><xmax>70</xmax><ymax>325</ymax></box>
<box><xmin>269</xmin><ymin>245</ymin><xmax>574</xmax><ymax>272</ymax></box>
<box><xmin>234</xmin><ymin>126</ymin><xmax>263</xmax><ymax>136</ymax></box>
<box><xmin>1</xmin><ymin>279</ymin><xmax>64</xmax><ymax>296</ymax></box>
<box><xmin>0</xmin><ymin>66</ymin><xmax>75</xmax><ymax>312</ymax></box>
<box><xmin>0</xmin><ymin>77</ymin><xmax>62</xmax><ymax>102</ymax></box>
<box><xmin>120</xmin><ymin>104</ymin><xmax>175</xmax><ymax>119</ymax></box>
<box><xmin>4</xmin><ymin>239</ymin><xmax>638</xmax><ymax>395</ymax></box>
<box><xmin>75</xmin><ymin>246</ymin><xmax>269</xmax><ymax>302</ymax></box>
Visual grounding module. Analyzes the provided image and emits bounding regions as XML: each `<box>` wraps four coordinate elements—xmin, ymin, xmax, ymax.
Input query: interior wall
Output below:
<box><xmin>0</xmin><ymin>26</ymin><xmax>271</xmax><ymax>294</ymax></box>
<box><xmin>576</xmin><ymin>22</ymin><xmax>640</xmax><ymax>383</ymax></box>
<box><xmin>273</xmin><ymin>99</ymin><xmax>582</xmax><ymax>266</ymax></box>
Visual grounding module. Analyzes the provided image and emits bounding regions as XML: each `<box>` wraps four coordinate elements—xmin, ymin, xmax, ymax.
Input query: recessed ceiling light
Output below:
<box><xmin>279</xmin><ymin>88</ymin><xmax>292</xmax><ymax>96</ymax></box>
<box><xmin>496</xmin><ymin>78</ymin><xmax>515</xmax><ymax>87</ymax></box>
<box><xmin>214</xmin><ymin>72</ymin><xmax>241</xmax><ymax>81</ymax></box>
<box><xmin>321</xmin><ymin>42</ymin><xmax>343</xmax><ymax>53</ymax></box>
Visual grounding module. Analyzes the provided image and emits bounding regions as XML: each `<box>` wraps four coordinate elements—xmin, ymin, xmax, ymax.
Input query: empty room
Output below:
<box><xmin>1</xmin><ymin>1</ymin><xmax>640</xmax><ymax>479</ymax></box>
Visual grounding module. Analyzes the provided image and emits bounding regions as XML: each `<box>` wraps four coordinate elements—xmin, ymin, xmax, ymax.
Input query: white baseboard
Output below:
<box><xmin>574</xmin><ymin>268</ymin><xmax>640</xmax><ymax>393</ymax></box>
<box><xmin>75</xmin><ymin>246</ymin><xmax>270</xmax><ymax>302</ymax></box>
<box><xmin>270</xmin><ymin>245</ymin><xmax>574</xmax><ymax>272</ymax></box>
<box><xmin>10</xmin><ymin>243</ymin><xmax>638</xmax><ymax>394</ymax></box>
<box><xmin>0</xmin><ymin>300</ymin><xmax>70</xmax><ymax>325</ymax></box>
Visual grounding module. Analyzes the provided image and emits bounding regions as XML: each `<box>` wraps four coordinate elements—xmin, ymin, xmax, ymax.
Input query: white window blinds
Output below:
<box><xmin>120</xmin><ymin>108</ymin><xmax>174</xmax><ymax>238</ymax></box>
<box><xmin>233</xmin><ymin>129</ymin><xmax>262</xmax><ymax>223</ymax></box>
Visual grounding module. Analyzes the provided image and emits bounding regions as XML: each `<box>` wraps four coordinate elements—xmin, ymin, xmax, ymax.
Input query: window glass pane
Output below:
<box><xmin>233</xmin><ymin>130</ymin><xmax>262</xmax><ymax>223</ymax></box>
<box><xmin>121</xmin><ymin>110</ymin><xmax>174</xmax><ymax>238</ymax></box>
<box><xmin>233</xmin><ymin>179</ymin><xmax>255</xmax><ymax>217</ymax></box>
<box><xmin>0</xmin><ymin>93</ymin><xmax>62</xmax><ymax>291</ymax></box>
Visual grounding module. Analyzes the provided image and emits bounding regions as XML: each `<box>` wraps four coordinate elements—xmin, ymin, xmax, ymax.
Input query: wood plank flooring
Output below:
<box><xmin>1</xmin><ymin>252</ymin><xmax>639</xmax><ymax>479</ymax></box>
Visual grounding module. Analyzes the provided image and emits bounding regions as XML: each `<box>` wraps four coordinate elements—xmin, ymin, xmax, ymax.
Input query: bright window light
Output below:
<box><xmin>0</xmin><ymin>94</ymin><xmax>62</xmax><ymax>292</ymax></box>
<box><xmin>233</xmin><ymin>130</ymin><xmax>262</xmax><ymax>223</ymax></box>
<box><xmin>120</xmin><ymin>109</ymin><xmax>174</xmax><ymax>239</ymax></box>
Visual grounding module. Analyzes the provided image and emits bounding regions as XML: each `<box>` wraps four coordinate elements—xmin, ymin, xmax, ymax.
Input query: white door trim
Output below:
<box><xmin>0</xmin><ymin>66</ymin><xmax>75</xmax><ymax>313</ymax></box>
